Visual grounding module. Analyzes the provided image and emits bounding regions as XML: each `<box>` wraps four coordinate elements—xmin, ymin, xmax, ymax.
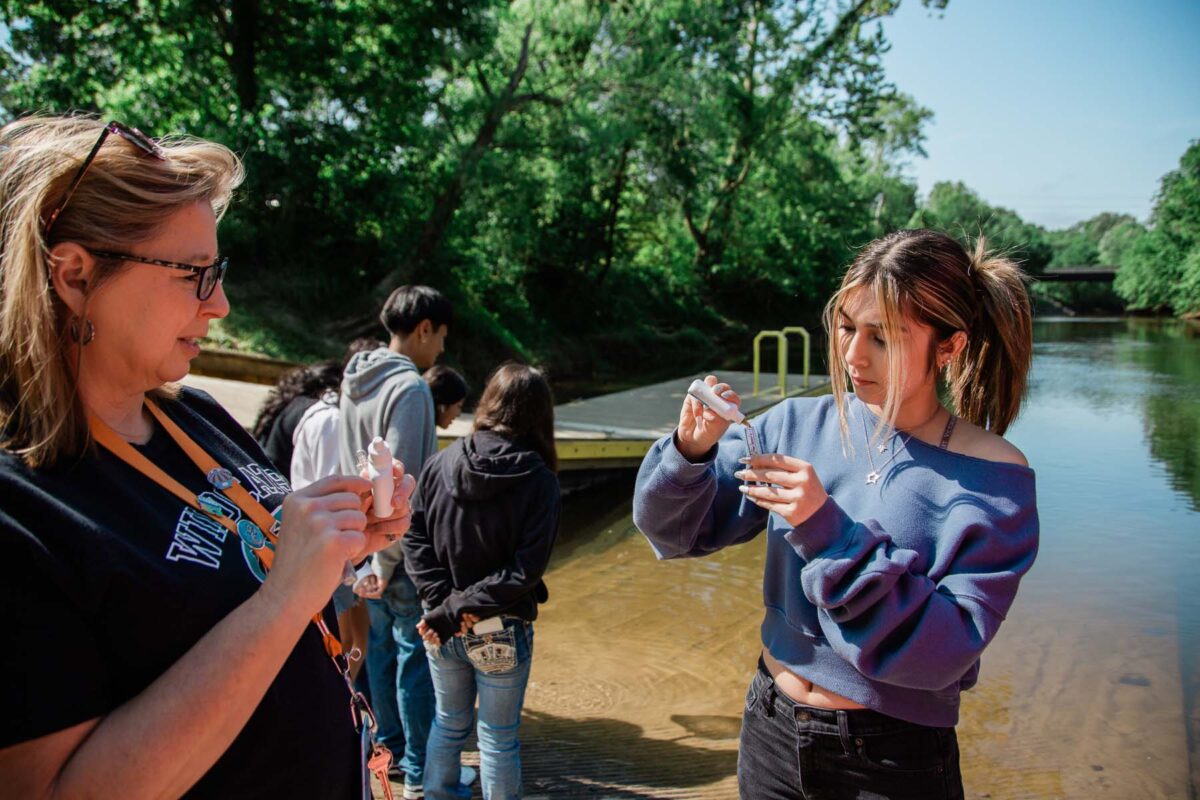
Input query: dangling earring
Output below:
<box><xmin>69</xmin><ymin>316</ymin><xmax>96</xmax><ymax>345</ymax></box>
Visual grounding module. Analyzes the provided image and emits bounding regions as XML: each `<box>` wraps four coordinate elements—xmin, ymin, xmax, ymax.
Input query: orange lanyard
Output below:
<box><xmin>89</xmin><ymin>399</ymin><xmax>396</xmax><ymax>799</ymax></box>
<box><xmin>88</xmin><ymin>399</ymin><xmax>348</xmax><ymax>657</ymax></box>
<box><xmin>90</xmin><ymin>401</ymin><xmax>280</xmax><ymax>561</ymax></box>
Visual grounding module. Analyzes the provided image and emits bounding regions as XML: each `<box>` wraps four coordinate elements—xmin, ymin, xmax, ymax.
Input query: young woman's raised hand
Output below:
<box><xmin>734</xmin><ymin>454</ymin><xmax>829</xmax><ymax>528</ymax></box>
<box><xmin>676</xmin><ymin>375</ymin><xmax>742</xmax><ymax>461</ymax></box>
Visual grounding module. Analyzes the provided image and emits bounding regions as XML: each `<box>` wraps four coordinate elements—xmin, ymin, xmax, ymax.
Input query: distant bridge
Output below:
<box><xmin>1036</xmin><ymin>266</ymin><xmax>1117</xmax><ymax>282</ymax></box>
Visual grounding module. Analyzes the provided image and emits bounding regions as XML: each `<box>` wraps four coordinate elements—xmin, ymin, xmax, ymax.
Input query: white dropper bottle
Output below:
<box><xmin>686</xmin><ymin>379</ymin><xmax>746</xmax><ymax>424</ymax></box>
<box><xmin>685</xmin><ymin>379</ymin><xmax>762</xmax><ymax>465</ymax></box>
<box><xmin>367</xmin><ymin>436</ymin><xmax>394</xmax><ymax>517</ymax></box>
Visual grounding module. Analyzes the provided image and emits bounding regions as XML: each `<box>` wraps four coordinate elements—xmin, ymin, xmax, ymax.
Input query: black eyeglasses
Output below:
<box><xmin>89</xmin><ymin>250</ymin><xmax>229</xmax><ymax>301</ymax></box>
<box><xmin>44</xmin><ymin>121</ymin><xmax>166</xmax><ymax>234</ymax></box>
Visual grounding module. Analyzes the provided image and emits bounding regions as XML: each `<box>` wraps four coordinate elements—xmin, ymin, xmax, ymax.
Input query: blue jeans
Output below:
<box><xmin>366</xmin><ymin>572</ymin><xmax>435</xmax><ymax>785</ymax></box>
<box><xmin>738</xmin><ymin>659</ymin><xmax>964</xmax><ymax>799</ymax></box>
<box><xmin>424</xmin><ymin>618</ymin><xmax>534</xmax><ymax>800</ymax></box>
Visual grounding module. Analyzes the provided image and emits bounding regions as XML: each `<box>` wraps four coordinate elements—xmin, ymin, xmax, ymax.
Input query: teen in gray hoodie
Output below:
<box><xmin>336</xmin><ymin>285</ymin><xmax>452</xmax><ymax>797</ymax></box>
<box><xmin>339</xmin><ymin>347</ymin><xmax>438</xmax><ymax>584</ymax></box>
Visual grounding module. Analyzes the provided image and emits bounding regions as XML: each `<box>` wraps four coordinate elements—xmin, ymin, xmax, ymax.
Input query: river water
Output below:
<box><xmin>518</xmin><ymin>318</ymin><xmax>1200</xmax><ymax>799</ymax></box>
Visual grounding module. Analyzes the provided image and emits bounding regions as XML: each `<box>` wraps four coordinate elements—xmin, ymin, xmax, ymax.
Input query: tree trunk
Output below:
<box><xmin>595</xmin><ymin>144</ymin><xmax>631</xmax><ymax>287</ymax></box>
<box><xmin>205</xmin><ymin>0</ymin><xmax>258</xmax><ymax>115</ymax></box>
<box><xmin>682</xmin><ymin>0</ymin><xmax>877</xmax><ymax>287</ymax></box>
<box><xmin>685</xmin><ymin>1</ymin><xmax>760</xmax><ymax>286</ymax></box>
<box><xmin>374</xmin><ymin>23</ymin><xmax>551</xmax><ymax>295</ymax></box>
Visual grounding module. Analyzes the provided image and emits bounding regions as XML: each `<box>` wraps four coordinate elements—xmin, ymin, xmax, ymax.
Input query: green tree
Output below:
<box><xmin>1099</xmin><ymin>218</ymin><xmax>1147</xmax><ymax>266</ymax></box>
<box><xmin>863</xmin><ymin>92</ymin><xmax>933</xmax><ymax>175</ymax></box>
<box><xmin>908</xmin><ymin>181</ymin><xmax>1052</xmax><ymax>272</ymax></box>
<box><xmin>1045</xmin><ymin>212</ymin><xmax>1137</xmax><ymax>269</ymax></box>
<box><xmin>1046</xmin><ymin>231</ymin><xmax>1100</xmax><ymax>269</ymax></box>
<box><xmin>1114</xmin><ymin>140</ymin><xmax>1200</xmax><ymax>316</ymax></box>
<box><xmin>2</xmin><ymin>0</ymin><xmax>950</xmax><ymax>381</ymax></box>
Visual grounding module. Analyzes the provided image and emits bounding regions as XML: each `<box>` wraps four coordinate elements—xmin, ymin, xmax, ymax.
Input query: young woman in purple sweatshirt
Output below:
<box><xmin>633</xmin><ymin>229</ymin><xmax>1039</xmax><ymax>799</ymax></box>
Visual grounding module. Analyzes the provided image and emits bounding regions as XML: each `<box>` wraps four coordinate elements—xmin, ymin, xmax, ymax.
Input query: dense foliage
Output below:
<box><xmin>3</xmin><ymin>1</ymin><xmax>1191</xmax><ymax>389</ymax></box>
<box><xmin>0</xmin><ymin>0</ymin><xmax>954</xmax><ymax>382</ymax></box>
<box><xmin>907</xmin><ymin>181</ymin><xmax>1052</xmax><ymax>273</ymax></box>
<box><xmin>1112</xmin><ymin>141</ymin><xmax>1200</xmax><ymax>317</ymax></box>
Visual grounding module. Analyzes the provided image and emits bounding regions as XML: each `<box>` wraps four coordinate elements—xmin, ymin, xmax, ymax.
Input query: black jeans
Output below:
<box><xmin>738</xmin><ymin>659</ymin><xmax>964</xmax><ymax>800</ymax></box>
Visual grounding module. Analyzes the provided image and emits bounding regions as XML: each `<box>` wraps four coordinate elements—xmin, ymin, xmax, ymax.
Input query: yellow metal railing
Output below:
<box><xmin>752</xmin><ymin>330</ymin><xmax>787</xmax><ymax>397</ymax></box>
<box><xmin>781</xmin><ymin>326</ymin><xmax>811</xmax><ymax>389</ymax></box>
<box><xmin>752</xmin><ymin>326</ymin><xmax>811</xmax><ymax>395</ymax></box>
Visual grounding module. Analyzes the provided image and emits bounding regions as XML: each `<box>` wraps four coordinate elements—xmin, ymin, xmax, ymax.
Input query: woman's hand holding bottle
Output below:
<box><xmin>676</xmin><ymin>374</ymin><xmax>743</xmax><ymax>461</ymax></box>
<box><xmin>734</xmin><ymin>454</ymin><xmax>829</xmax><ymax>527</ymax></box>
<box><xmin>267</xmin><ymin>461</ymin><xmax>415</xmax><ymax>618</ymax></box>
<box><xmin>358</xmin><ymin>459</ymin><xmax>416</xmax><ymax>557</ymax></box>
<box><xmin>270</xmin><ymin>475</ymin><xmax>373</xmax><ymax>617</ymax></box>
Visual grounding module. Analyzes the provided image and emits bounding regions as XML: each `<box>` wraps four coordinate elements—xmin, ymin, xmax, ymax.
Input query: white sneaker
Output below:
<box><xmin>402</xmin><ymin>785</ymin><xmax>423</xmax><ymax>800</ymax></box>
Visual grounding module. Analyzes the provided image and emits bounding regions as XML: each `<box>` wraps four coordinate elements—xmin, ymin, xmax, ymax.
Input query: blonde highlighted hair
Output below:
<box><xmin>0</xmin><ymin>115</ymin><xmax>244</xmax><ymax>467</ymax></box>
<box><xmin>822</xmin><ymin>229</ymin><xmax>1033</xmax><ymax>437</ymax></box>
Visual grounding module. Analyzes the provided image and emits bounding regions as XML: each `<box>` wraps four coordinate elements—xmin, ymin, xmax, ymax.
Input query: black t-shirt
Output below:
<box><xmin>0</xmin><ymin>388</ymin><xmax>358</xmax><ymax>798</ymax></box>
<box><xmin>258</xmin><ymin>395</ymin><xmax>318</xmax><ymax>476</ymax></box>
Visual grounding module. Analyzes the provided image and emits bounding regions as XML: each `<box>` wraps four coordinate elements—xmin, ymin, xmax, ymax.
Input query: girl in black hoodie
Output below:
<box><xmin>404</xmin><ymin>362</ymin><xmax>560</xmax><ymax>800</ymax></box>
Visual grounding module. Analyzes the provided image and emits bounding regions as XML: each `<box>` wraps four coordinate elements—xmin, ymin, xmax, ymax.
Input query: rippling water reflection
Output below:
<box><xmin>522</xmin><ymin>318</ymin><xmax>1199</xmax><ymax>798</ymax></box>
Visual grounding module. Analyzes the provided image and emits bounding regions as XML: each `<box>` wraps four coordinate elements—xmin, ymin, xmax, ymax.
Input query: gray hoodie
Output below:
<box><xmin>337</xmin><ymin>348</ymin><xmax>437</xmax><ymax>582</ymax></box>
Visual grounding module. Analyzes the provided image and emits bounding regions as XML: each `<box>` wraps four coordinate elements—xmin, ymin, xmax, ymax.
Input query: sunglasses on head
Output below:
<box><xmin>45</xmin><ymin>122</ymin><xmax>229</xmax><ymax>301</ymax></box>
<box><xmin>43</xmin><ymin>121</ymin><xmax>166</xmax><ymax>235</ymax></box>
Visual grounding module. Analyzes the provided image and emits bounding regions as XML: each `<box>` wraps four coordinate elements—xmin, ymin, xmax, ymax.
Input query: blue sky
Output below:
<box><xmin>878</xmin><ymin>0</ymin><xmax>1200</xmax><ymax>230</ymax></box>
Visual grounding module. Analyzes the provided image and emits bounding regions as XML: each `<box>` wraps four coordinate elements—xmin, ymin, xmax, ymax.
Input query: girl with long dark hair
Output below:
<box><xmin>252</xmin><ymin>360</ymin><xmax>342</xmax><ymax>474</ymax></box>
<box><xmin>403</xmin><ymin>362</ymin><xmax>560</xmax><ymax>800</ymax></box>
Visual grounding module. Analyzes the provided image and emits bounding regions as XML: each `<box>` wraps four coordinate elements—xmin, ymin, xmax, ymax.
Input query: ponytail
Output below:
<box><xmin>946</xmin><ymin>240</ymin><xmax>1033</xmax><ymax>435</ymax></box>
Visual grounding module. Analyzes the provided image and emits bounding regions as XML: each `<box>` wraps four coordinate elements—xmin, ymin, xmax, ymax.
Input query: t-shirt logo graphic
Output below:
<box><xmin>240</xmin><ymin>506</ymin><xmax>283</xmax><ymax>584</ymax></box>
<box><xmin>164</xmin><ymin>463</ymin><xmax>288</xmax><ymax>580</ymax></box>
<box><xmin>164</xmin><ymin>496</ymin><xmax>229</xmax><ymax>569</ymax></box>
<box><xmin>240</xmin><ymin>463</ymin><xmax>291</xmax><ymax>502</ymax></box>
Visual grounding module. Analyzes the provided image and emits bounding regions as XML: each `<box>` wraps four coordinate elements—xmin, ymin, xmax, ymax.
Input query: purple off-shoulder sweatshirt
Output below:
<box><xmin>632</xmin><ymin>394</ymin><xmax>1039</xmax><ymax>727</ymax></box>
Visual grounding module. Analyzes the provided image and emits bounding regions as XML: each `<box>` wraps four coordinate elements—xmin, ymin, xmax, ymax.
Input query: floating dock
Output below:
<box><xmin>183</xmin><ymin>370</ymin><xmax>830</xmax><ymax>472</ymax></box>
<box><xmin>439</xmin><ymin>370</ymin><xmax>831</xmax><ymax>470</ymax></box>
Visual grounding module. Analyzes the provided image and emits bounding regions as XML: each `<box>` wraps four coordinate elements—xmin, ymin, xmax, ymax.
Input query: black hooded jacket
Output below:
<box><xmin>402</xmin><ymin>430</ymin><xmax>561</xmax><ymax>642</ymax></box>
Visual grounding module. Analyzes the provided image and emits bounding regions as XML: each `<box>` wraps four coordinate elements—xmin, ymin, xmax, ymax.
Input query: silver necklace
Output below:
<box><xmin>860</xmin><ymin>408</ymin><xmax>913</xmax><ymax>486</ymax></box>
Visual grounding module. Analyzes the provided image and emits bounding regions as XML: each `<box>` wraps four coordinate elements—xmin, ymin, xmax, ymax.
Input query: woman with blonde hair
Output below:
<box><xmin>634</xmin><ymin>229</ymin><xmax>1039</xmax><ymax>799</ymax></box>
<box><xmin>0</xmin><ymin>115</ymin><xmax>414</xmax><ymax>798</ymax></box>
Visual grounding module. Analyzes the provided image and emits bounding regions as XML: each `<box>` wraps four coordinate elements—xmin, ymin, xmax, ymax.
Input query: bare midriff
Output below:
<box><xmin>762</xmin><ymin>648</ymin><xmax>867</xmax><ymax>710</ymax></box>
